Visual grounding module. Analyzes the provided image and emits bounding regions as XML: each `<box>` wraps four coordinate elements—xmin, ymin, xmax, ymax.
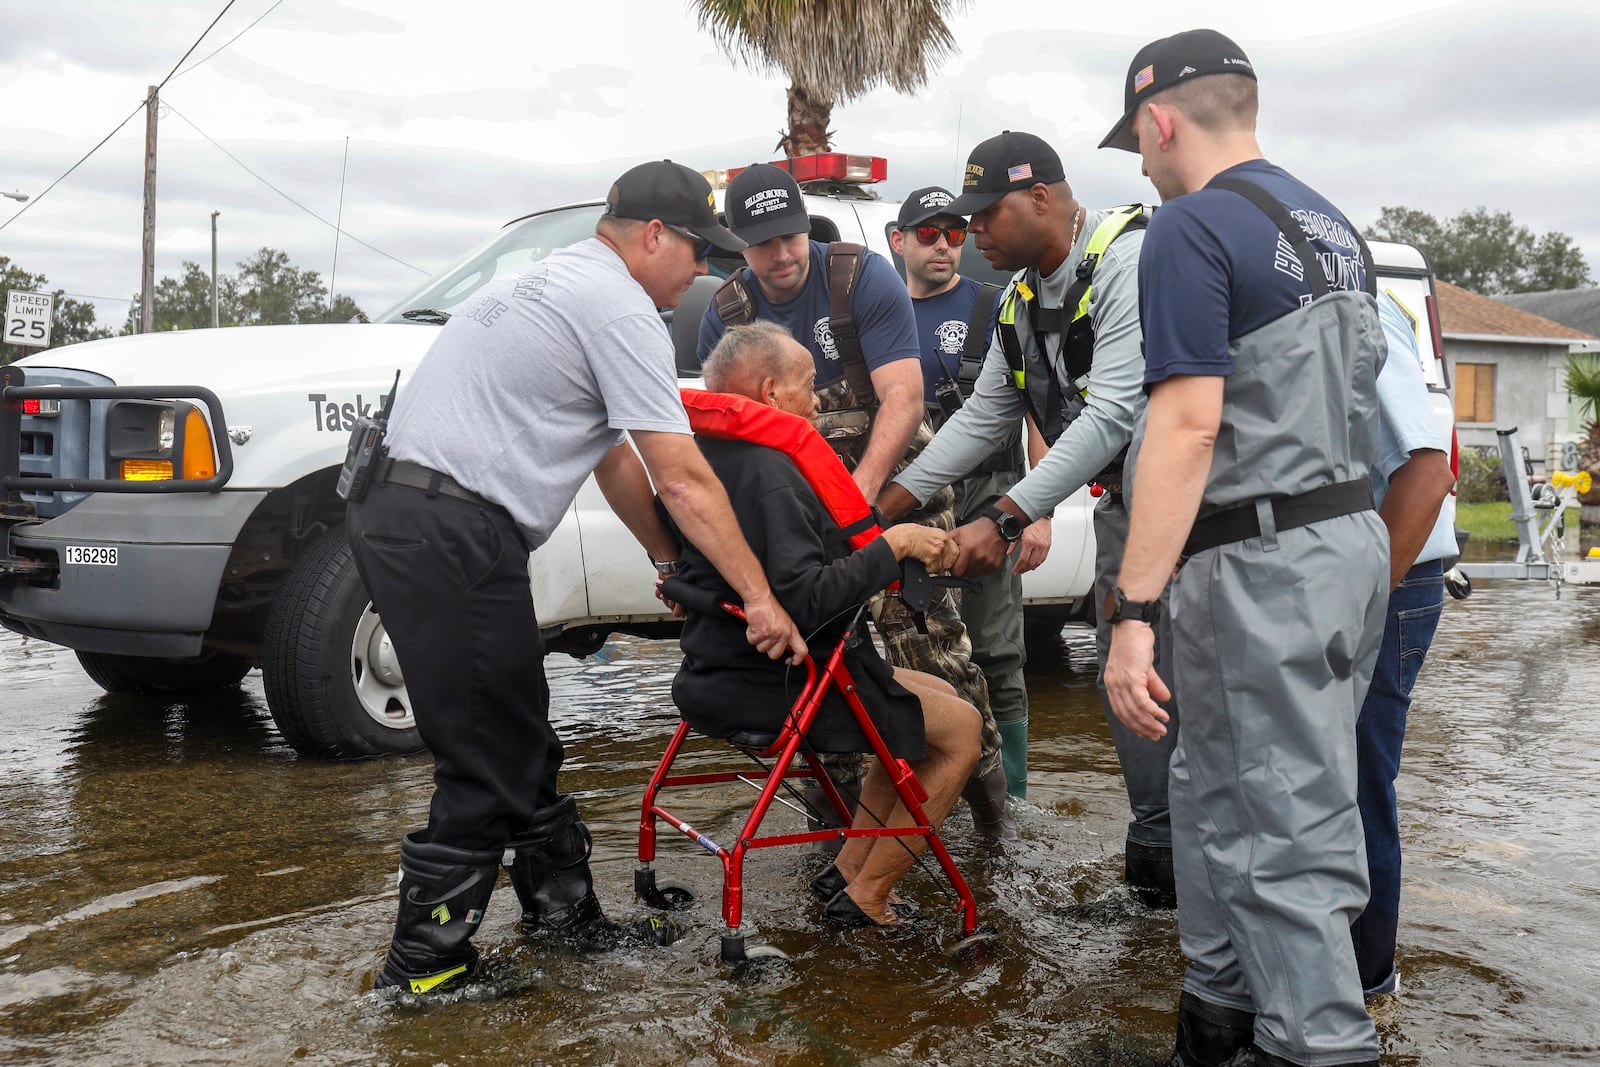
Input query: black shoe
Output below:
<box><xmin>809</xmin><ymin>863</ymin><xmax>846</xmax><ymax>903</ymax></box>
<box><xmin>375</xmin><ymin>834</ymin><xmax>501</xmax><ymax>995</ymax></box>
<box><xmin>821</xmin><ymin>888</ymin><xmax>903</xmax><ymax>928</ymax></box>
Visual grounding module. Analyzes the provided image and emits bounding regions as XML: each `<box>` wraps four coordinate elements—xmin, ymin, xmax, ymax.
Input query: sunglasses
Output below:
<box><xmin>665</xmin><ymin>223</ymin><xmax>716</xmax><ymax>261</ymax></box>
<box><xmin>907</xmin><ymin>224</ymin><xmax>967</xmax><ymax>247</ymax></box>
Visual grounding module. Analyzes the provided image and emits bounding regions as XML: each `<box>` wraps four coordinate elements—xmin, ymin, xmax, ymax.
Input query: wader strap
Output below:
<box><xmin>825</xmin><ymin>242</ymin><xmax>875</xmax><ymax>403</ymax></box>
<box><xmin>1182</xmin><ymin>478</ymin><xmax>1374</xmax><ymax>558</ymax></box>
<box><xmin>958</xmin><ymin>282</ymin><xmax>1002</xmax><ymax>394</ymax></box>
<box><xmin>1210</xmin><ymin>178</ymin><xmax>1330</xmax><ymax>300</ymax></box>
<box><xmin>712</xmin><ymin>273</ymin><xmax>757</xmax><ymax>326</ymax></box>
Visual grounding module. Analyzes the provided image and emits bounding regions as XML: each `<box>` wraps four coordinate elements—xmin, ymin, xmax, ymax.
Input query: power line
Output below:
<box><xmin>163</xmin><ymin>102</ymin><xmax>427</xmax><ymax>275</ymax></box>
<box><xmin>0</xmin><ymin>0</ymin><xmax>242</xmax><ymax>235</ymax></box>
<box><xmin>170</xmin><ymin>0</ymin><xmax>284</xmax><ymax>82</ymax></box>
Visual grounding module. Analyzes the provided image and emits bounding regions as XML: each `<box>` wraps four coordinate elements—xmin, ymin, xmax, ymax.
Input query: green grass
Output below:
<box><xmin>1454</xmin><ymin>500</ymin><xmax>1521</xmax><ymax>543</ymax></box>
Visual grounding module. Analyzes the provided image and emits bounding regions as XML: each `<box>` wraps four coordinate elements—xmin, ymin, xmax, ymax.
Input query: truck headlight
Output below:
<box><xmin>107</xmin><ymin>400</ymin><xmax>215</xmax><ymax>481</ymax></box>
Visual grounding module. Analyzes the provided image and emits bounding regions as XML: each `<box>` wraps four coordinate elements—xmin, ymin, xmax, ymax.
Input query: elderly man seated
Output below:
<box><xmin>668</xmin><ymin>321</ymin><xmax>981</xmax><ymax>927</ymax></box>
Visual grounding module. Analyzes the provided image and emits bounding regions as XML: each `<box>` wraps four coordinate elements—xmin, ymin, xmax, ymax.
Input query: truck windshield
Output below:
<box><xmin>376</xmin><ymin>204</ymin><xmax>605</xmax><ymax>323</ymax></box>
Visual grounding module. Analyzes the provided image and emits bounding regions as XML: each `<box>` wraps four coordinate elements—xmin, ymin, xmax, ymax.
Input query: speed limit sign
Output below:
<box><xmin>5</xmin><ymin>290</ymin><xmax>53</xmax><ymax>348</ymax></box>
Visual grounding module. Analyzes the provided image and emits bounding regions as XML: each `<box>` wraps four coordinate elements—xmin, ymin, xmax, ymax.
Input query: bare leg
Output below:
<box><xmin>840</xmin><ymin>668</ymin><xmax>979</xmax><ymax>922</ymax></box>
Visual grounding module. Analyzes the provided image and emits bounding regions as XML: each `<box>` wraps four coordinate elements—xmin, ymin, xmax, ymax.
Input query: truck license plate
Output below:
<box><xmin>65</xmin><ymin>546</ymin><xmax>118</xmax><ymax>566</ymax></box>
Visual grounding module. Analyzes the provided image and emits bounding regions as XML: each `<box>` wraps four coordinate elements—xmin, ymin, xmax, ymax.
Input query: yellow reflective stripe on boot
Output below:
<box><xmin>408</xmin><ymin>963</ymin><xmax>468</xmax><ymax>994</ymax></box>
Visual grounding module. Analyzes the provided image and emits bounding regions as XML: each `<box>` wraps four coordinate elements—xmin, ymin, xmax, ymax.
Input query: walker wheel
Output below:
<box><xmin>943</xmin><ymin>929</ymin><xmax>1000</xmax><ymax>961</ymax></box>
<box><xmin>742</xmin><ymin>943</ymin><xmax>791</xmax><ymax>961</ymax></box>
<box><xmin>639</xmin><ymin>880</ymin><xmax>696</xmax><ymax>911</ymax></box>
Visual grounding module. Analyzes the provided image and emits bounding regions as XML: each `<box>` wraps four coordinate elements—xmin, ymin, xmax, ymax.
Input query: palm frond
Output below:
<box><xmin>1565</xmin><ymin>353</ymin><xmax>1600</xmax><ymax>425</ymax></box>
<box><xmin>690</xmin><ymin>0</ymin><xmax>969</xmax><ymax>106</ymax></box>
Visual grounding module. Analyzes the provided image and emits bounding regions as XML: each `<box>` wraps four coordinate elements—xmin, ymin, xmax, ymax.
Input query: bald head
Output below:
<box><xmin>702</xmin><ymin>322</ymin><xmax>819</xmax><ymax>421</ymax></box>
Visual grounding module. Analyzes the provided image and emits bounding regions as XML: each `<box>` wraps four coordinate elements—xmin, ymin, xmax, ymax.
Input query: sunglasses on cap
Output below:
<box><xmin>905</xmin><ymin>224</ymin><xmax>967</xmax><ymax>248</ymax></box>
<box><xmin>664</xmin><ymin>223</ymin><xmax>716</xmax><ymax>261</ymax></box>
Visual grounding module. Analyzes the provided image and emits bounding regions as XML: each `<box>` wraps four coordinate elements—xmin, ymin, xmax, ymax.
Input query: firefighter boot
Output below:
<box><xmin>376</xmin><ymin>833</ymin><xmax>501</xmax><ymax>995</ymax></box>
<box><xmin>997</xmin><ymin>717</ymin><xmax>1028</xmax><ymax>799</ymax></box>
<box><xmin>1169</xmin><ymin>991</ymin><xmax>1256</xmax><ymax>1067</ymax></box>
<box><xmin>508</xmin><ymin>795</ymin><xmax>618</xmax><ymax>941</ymax></box>
<box><xmin>1126</xmin><ymin>838</ymin><xmax>1178</xmax><ymax>909</ymax></box>
<box><xmin>961</xmin><ymin>766</ymin><xmax>1019</xmax><ymax>843</ymax></box>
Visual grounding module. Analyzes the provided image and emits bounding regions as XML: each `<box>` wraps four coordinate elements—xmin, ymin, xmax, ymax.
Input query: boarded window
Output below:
<box><xmin>1454</xmin><ymin>362</ymin><xmax>1495</xmax><ymax>424</ymax></box>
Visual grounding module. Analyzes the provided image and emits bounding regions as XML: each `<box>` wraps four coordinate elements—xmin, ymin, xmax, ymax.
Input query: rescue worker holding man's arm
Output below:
<box><xmin>1099</xmin><ymin>29</ymin><xmax>1387</xmax><ymax>1067</ymax></box>
<box><xmin>697</xmin><ymin>163</ymin><xmax>1013</xmax><ymax>839</ymax></box>
<box><xmin>348</xmin><ymin>160</ymin><xmax>805</xmax><ymax>997</ymax></box>
<box><xmin>876</xmin><ymin>133</ymin><xmax>1178</xmax><ymax>902</ymax></box>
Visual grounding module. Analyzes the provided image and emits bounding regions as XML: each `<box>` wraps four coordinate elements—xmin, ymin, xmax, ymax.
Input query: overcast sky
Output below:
<box><xmin>3</xmin><ymin>0</ymin><xmax>1596</xmax><ymax>329</ymax></box>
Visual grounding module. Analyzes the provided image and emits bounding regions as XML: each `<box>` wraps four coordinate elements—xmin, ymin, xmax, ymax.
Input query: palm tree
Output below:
<box><xmin>1565</xmin><ymin>353</ymin><xmax>1600</xmax><ymax>504</ymax></box>
<box><xmin>692</xmin><ymin>0</ymin><xmax>969</xmax><ymax>157</ymax></box>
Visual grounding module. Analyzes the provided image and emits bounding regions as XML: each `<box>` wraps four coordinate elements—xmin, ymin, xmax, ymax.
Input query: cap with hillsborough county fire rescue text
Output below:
<box><xmin>725</xmin><ymin>163</ymin><xmax>812</xmax><ymax>246</ymax></box>
<box><xmin>947</xmin><ymin>131</ymin><xmax>1066</xmax><ymax>216</ymax></box>
<box><xmin>897</xmin><ymin>186</ymin><xmax>964</xmax><ymax>229</ymax></box>
<box><xmin>1098</xmin><ymin>29</ymin><xmax>1256</xmax><ymax>153</ymax></box>
<box><xmin>605</xmin><ymin>160</ymin><xmax>746</xmax><ymax>250</ymax></box>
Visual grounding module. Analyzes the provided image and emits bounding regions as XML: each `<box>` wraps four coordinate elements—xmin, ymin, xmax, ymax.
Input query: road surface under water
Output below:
<box><xmin>1</xmin><ymin>576</ymin><xmax>1597</xmax><ymax>1065</ymax></box>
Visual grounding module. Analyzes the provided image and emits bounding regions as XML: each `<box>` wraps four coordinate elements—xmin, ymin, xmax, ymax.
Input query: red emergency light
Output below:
<box><xmin>727</xmin><ymin>153</ymin><xmax>888</xmax><ymax>185</ymax></box>
<box><xmin>21</xmin><ymin>397</ymin><xmax>60</xmax><ymax>416</ymax></box>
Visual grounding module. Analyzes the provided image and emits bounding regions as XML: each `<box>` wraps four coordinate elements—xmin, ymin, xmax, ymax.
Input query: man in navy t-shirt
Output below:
<box><xmin>1099</xmin><ymin>29</ymin><xmax>1388</xmax><ymax>1067</ymax></box>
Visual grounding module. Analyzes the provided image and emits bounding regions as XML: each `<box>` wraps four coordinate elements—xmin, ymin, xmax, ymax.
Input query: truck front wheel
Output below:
<box><xmin>76</xmin><ymin>649</ymin><xmax>252</xmax><ymax>695</ymax></box>
<box><xmin>261</xmin><ymin>525</ymin><xmax>425</xmax><ymax>759</ymax></box>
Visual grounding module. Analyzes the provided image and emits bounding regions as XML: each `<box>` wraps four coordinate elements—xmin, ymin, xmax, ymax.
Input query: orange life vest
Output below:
<box><xmin>679</xmin><ymin>388</ymin><xmax>883</xmax><ymax>553</ymax></box>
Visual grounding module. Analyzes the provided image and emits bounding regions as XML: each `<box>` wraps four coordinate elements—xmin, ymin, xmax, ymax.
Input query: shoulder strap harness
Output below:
<box><xmin>996</xmin><ymin>204</ymin><xmax>1151</xmax><ymax>444</ymax></box>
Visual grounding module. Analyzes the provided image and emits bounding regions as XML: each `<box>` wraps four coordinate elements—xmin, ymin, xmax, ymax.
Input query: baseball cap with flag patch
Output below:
<box><xmin>1099</xmin><ymin>29</ymin><xmax>1256</xmax><ymax>153</ymax></box>
<box><xmin>947</xmin><ymin>131</ymin><xmax>1066</xmax><ymax>216</ymax></box>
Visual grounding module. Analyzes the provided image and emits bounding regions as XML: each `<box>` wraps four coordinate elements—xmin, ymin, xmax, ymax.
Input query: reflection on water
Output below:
<box><xmin>2</xmin><ymin>576</ymin><xmax>1599</xmax><ymax>1064</ymax></box>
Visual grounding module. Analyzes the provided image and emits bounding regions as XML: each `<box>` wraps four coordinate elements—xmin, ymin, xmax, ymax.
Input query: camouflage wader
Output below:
<box><xmin>812</xmin><ymin>376</ymin><xmax>1003</xmax><ymax>783</ymax></box>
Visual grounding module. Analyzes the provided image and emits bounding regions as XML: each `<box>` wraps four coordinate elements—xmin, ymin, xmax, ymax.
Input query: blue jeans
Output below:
<box><xmin>1350</xmin><ymin>558</ymin><xmax>1445</xmax><ymax>994</ymax></box>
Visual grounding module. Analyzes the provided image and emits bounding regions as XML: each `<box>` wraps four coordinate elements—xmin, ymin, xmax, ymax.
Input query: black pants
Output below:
<box><xmin>347</xmin><ymin>481</ymin><xmax>558</xmax><ymax>850</ymax></box>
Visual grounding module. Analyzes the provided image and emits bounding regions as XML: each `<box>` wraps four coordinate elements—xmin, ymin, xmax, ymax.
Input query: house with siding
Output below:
<box><xmin>1435</xmin><ymin>280</ymin><xmax>1598</xmax><ymax>472</ymax></box>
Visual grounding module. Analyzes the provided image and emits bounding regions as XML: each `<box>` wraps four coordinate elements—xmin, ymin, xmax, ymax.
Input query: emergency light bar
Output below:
<box><xmin>712</xmin><ymin>153</ymin><xmax>888</xmax><ymax>189</ymax></box>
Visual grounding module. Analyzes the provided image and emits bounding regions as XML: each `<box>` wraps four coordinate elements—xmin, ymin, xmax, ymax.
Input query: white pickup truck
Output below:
<box><xmin>0</xmin><ymin>156</ymin><xmax>1451</xmax><ymax>760</ymax></box>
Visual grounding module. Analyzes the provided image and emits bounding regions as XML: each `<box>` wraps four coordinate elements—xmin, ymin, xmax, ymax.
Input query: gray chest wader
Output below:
<box><xmin>1129</xmin><ymin>178</ymin><xmax>1388</xmax><ymax>1064</ymax></box>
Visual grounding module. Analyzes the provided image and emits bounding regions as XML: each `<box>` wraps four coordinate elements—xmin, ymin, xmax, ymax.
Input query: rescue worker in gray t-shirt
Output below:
<box><xmin>877</xmin><ymin>132</ymin><xmax>1178</xmax><ymax>906</ymax></box>
<box><xmin>346</xmin><ymin>160</ymin><xmax>805</xmax><ymax>997</ymax></box>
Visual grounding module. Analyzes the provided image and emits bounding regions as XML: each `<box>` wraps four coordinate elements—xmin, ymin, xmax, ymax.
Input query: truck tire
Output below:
<box><xmin>261</xmin><ymin>525</ymin><xmax>425</xmax><ymax>759</ymax></box>
<box><xmin>76</xmin><ymin>649</ymin><xmax>252</xmax><ymax>695</ymax></box>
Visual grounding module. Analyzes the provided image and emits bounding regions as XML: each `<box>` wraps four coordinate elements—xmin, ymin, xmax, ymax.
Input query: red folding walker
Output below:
<box><xmin>634</xmin><ymin>582</ymin><xmax>981</xmax><ymax>964</ymax></box>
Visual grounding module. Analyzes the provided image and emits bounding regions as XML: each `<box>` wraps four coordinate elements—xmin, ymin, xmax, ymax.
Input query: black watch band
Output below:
<box><xmin>1109</xmin><ymin>585</ymin><xmax>1160</xmax><ymax>624</ymax></box>
<box><xmin>983</xmin><ymin>505</ymin><xmax>1025</xmax><ymax>544</ymax></box>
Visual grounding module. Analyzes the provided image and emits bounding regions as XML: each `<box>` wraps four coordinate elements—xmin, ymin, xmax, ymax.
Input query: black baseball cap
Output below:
<box><xmin>605</xmin><ymin>159</ymin><xmax>745</xmax><ymax>250</ymax></box>
<box><xmin>1099</xmin><ymin>29</ymin><xmax>1256</xmax><ymax>153</ymax></box>
<box><xmin>947</xmin><ymin>131</ymin><xmax>1066</xmax><ymax>215</ymax></box>
<box><xmin>724</xmin><ymin>163</ymin><xmax>812</xmax><ymax>246</ymax></box>
<box><xmin>896</xmin><ymin>185</ymin><xmax>964</xmax><ymax>229</ymax></box>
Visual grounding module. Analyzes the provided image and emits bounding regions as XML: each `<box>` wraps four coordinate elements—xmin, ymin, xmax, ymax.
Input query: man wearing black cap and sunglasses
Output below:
<box><xmin>877</xmin><ymin>133</ymin><xmax>1173</xmax><ymax>903</ymax></box>
<box><xmin>1099</xmin><ymin>29</ymin><xmax>1387</xmax><ymax>1067</ymax></box>
<box><xmin>347</xmin><ymin>159</ymin><xmax>805</xmax><ymax>997</ymax></box>
<box><xmin>698</xmin><ymin>162</ymin><xmax>1014</xmax><ymax>841</ymax></box>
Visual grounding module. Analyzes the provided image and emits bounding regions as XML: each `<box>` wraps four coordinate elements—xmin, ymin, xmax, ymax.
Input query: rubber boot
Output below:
<box><xmin>1169</xmin><ymin>990</ymin><xmax>1256</xmax><ymax>1067</ymax></box>
<box><xmin>376</xmin><ymin>833</ymin><xmax>501</xmax><ymax>995</ymax></box>
<box><xmin>508</xmin><ymin>795</ymin><xmax>617</xmax><ymax>941</ymax></box>
<box><xmin>997</xmin><ymin>717</ymin><xmax>1028</xmax><ymax>799</ymax></box>
<box><xmin>1126</xmin><ymin>838</ymin><xmax>1177</xmax><ymax>909</ymax></box>
<box><xmin>961</xmin><ymin>767</ymin><xmax>1019</xmax><ymax>843</ymax></box>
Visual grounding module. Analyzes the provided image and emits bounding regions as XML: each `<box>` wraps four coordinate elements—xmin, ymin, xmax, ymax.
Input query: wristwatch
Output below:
<box><xmin>1108</xmin><ymin>585</ymin><xmax>1160</xmax><ymax>624</ymax></box>
<box><xmin>982</xmin><ymin>505</ymin><xmax>1025</xmax><ymax>544</ymax></box>
<box><xmin>652</xmin><ymin>558</ymin><xmax>683</xmax><ymax>577</ymax></box>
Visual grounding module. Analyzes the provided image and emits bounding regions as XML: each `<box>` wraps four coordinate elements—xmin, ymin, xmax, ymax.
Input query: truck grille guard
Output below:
<box><xmin>1</xmin><ymin>365</ymin><xmax>235</xmax><ymax>580</ymax></box>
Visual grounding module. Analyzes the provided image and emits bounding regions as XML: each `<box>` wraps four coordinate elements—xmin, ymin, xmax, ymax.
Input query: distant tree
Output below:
<box><xmin>691</xmin><ymin>0</ymin><xmax>968</xmax><ymax>157</ymax></box>
<box><xmin>123</xmin><ymin>247</ymin><xmax>366</xmax><ymax>333</ymax></box>
<box><xmin>1</xmin><ymin>255</ymin><xmax>113</xmax><ymax>365</ymax></box>
<box><xmin>1371</xmin><ymin>206</ymin><xmax>1594</xmax><ymax>295</ymax></box>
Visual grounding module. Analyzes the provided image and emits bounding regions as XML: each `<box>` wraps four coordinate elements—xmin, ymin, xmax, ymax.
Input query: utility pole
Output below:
<box><xmin>139</xmin><ymin>85</ymin><xmax>159</xmax><ymax>334</ymax></box>
<box><xmin>211</xmin><ymin>210</ymin><xmax>220</xmax><ymax>328</ymax></box>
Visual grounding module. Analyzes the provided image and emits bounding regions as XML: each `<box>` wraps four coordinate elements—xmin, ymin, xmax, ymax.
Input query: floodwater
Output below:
<box><xmin>1</xmin><ymin>576</ymin><xmax>1598</xmax><ymax>1065</ymax></box>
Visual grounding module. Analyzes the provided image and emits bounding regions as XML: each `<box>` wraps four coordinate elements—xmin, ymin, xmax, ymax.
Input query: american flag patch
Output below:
<box><xmin>1134</xmin><ymin>64</ymin><xmax>1154</xmax><ymax>92</ymax></box>
<box><xmin>1008</xmin><ymin>163</ymin><xmax>1033</xmax><ymax>182</ymax></box>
